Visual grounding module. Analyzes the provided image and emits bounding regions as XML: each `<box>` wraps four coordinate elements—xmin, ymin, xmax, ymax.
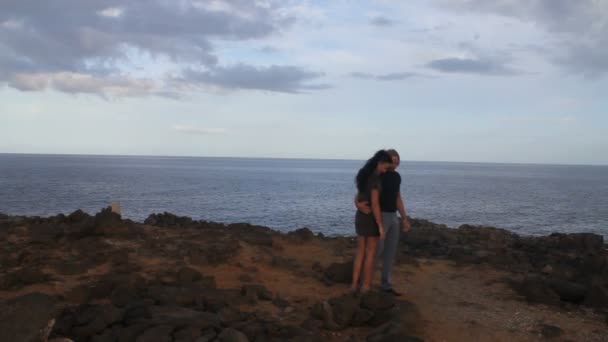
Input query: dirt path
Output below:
<box><xmin>395</xmin><ymin>259</ymin><xmax>608</xmax><ymax>342</ymax></box>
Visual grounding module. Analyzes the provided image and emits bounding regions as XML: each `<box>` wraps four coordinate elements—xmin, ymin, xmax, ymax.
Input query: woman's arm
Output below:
<box><xmin>371</xmin><ymin>188</ymin><xmax>385</xmax><ymax>239</ymax></box>
<box><xmin>354</xmin><ymin>193</ymin><xmax>372</xmax><ymax>214</ymax></box>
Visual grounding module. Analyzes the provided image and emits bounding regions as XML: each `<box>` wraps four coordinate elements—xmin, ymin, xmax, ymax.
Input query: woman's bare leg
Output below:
<box><xmin>351</xmin><ymin>236</ymin><xmax>366</xmax><ymax>291</ymax></box>
<box><xmin>361</xmin><ymin>237</ymin><xmax>379</xmax><ymax>291</ymax></box>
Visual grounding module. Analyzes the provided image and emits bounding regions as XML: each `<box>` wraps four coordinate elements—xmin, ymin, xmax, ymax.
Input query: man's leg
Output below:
<box><xmin>380</xmin><ymin>213</ymin><xmax>400</xmax><ymax>290</ymax></box>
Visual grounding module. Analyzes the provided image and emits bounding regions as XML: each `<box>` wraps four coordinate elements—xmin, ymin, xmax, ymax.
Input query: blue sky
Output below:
<box><xmin>1</xmin><ymin>0</ymin><xmax>607</xmax><ymax>164</ymax></box>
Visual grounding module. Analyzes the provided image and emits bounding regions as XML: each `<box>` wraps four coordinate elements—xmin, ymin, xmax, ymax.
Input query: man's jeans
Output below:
<box><xmin>376</xmin><ymin>212</ymin><xmax>401</xmax><ymax>290</ymax></box>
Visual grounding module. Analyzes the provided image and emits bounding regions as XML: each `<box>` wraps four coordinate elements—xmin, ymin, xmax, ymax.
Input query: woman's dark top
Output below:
<box><xmin>355</xmin><ymin>173</ymin><xmax>382</xmax><ymax>236</ymax></box>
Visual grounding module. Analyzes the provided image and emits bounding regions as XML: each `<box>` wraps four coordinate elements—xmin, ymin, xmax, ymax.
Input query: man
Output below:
<box><xmin>355</xmin><ymin>149</ymin><xmax>410</xmax><ymax>295</ymax></box>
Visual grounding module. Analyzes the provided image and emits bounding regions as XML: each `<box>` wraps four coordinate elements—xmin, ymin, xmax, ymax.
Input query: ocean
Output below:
<box><xmin>1</xmin><ymin>154</ymin><xmax>607</xmax><ymax>237</ymax></box>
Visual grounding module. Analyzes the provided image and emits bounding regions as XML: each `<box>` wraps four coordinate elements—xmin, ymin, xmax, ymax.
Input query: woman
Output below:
<box><xmin>351</xmin><ymin>150</ymin><xmax>393</xmax><ymax>293</ymax></box>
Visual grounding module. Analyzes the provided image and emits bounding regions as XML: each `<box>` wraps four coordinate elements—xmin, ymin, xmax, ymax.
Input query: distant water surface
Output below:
<box><xmin>0</xmin><ymin>154</ymin><xmax>607</xmax><ymax>237</ymax></box>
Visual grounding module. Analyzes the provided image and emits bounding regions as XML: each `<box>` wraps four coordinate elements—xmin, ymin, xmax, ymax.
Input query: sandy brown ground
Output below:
<box><xmin>2</xmin><ymin>225</ymin><xmax>607</xmax><ymax>342</ymax></box>
<box><xmin>182</xmin><ymin>234</ymin><xmax>608</xmax><ymax>341</ymax></box>
<box><xmin>394</xmin><ymin>260</ymin><xmax>606</xmax><ymax>342</ymax></box>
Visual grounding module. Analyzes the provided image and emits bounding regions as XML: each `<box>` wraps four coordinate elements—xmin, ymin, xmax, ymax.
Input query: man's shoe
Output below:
<box><xmin>382</xmin><ymin>288</ymin><xmax>402</xmax><ymax>296</ymax></box>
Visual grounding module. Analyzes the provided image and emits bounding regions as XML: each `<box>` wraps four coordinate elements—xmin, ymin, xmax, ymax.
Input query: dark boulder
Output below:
<box><xmin>28</xmin><ymin>222</ymin><xmax>64</xmax><ymax>243</ymax></box>
<box><xmin>241</xmin><ymin>284</ymin><xmax>273</xmax><ymax>304</ymax></box>
<box><xmin>147</xmin><ymin>305</ymin><xmax>221</xmax><ymax>330</ymax></box>
<box><xmin>135</xmin><ymin>325</ymin><xmax>174</xmax><ymax>342</ymax></box>
<box><xmin>67</xmin><ymin>209</ymin><xmax>90</xmax><ymax>223</ymax></box>
<box><xmin>547</xmin><ymin>278</ymin><xmax>587</xmax><ymax>303</ymax></box>
<box><xmin>70</xmin><ymin>304</ymin><xmax>124</xmax><ymax>337</ymax></box>
<box><xmin>144</xmin><ymin>212</ymin><xmax>193</xmax><ymax>227</ymax></box>
<box><xmin>510</xmin><ymin>276</ymin><xmax>561</xmax><ymax>306</ymax></box>
<box><xmin>271</xmin><ymin>256</ymin><xmax>300</xmax><ymax>269</ymax></box>
<box><xmin>366</xmin><ymin>321</ymin><xmax>423</xmax><ymax>342</ymax></box>
<box><xmin>188</xmin><ymin>240</ymin><xmax>239</xmax><ymax>265</ymax></box>
<box><xmin>544</xmin><ymin>233</ymin><xmax>604</xmax><ymax>253</ymax></box>
<box><xmin>173</xmin><ymin>326</ymin><xmax>203</xmax><ymax>342</ymax></box>
<box><xmin>324</xmin><ymin>261</ymin><xmax>353</xmax><ymax>284</ymax></box>
<box><xmin>231</xmin><ymin>224</ymin><xmax>274</xmax><ymax>247</ymax></box>
<box><xmin>111</xmin><ymin>285</ymin><xmax>141</xmax><ymax>308</ymax></box>
<box><xmin>361</xmin><ymin>291</ymin><xmax>396</xmax><ymax>312</ymax></box>
<box><xmin>351</xmin><ymin>308</ymin><xmax>375</xmax><ymax>326</ymax></box>
<box><xmin>94</xmin><ymin>207</ymin><xmax>122</xmax><ymax>227</ymax></box>
<box><xmin>328</xmin><ymin>294</ymin><xmax>360</xmax><ymax>328</ymax></box>
<box><xmin>218</xmin><ymin>328</ymin><xmax>249</xmax><ymax>342</ymax></box>
<box><xmin>113</xmin><ymin>324</ymin><xmax>151</xmax><ymax>342</ymax></box>
<box><xmin>539</xmin><ymin>324</ymin><xmax>563</xmax><ymax>339</ymax></box>
<box><xmin>52</xmin><ymin>259</ymin><xmax>92</xmax><ymax>276</ymax></box>
<box><xmin>0</xmin><ymin>293</ymin><xmax>60</xmax><ymax>342</ymax></box>
<box><xmin>122</xmin><ymin>304</ymin><xmax>153</xmax><ymax>325</ymax></box>
<box><xmin>289</xmin><ymin>227</ymin><xmax>315</xmax><ymax>243</ymax></box>
<box><xmin>584</xmin><ymin>283</ymin><xmax>608</xmax><ymax>308</ymax></box>
<box><xmin>176</xmin><ymin>267</ymin><xmax>203</xmax><ymax>284</ymax></box>
<box><xmin>2</xmin><ymin>267</ymin><xmax>50</xmax><ymax>289</ymax></box>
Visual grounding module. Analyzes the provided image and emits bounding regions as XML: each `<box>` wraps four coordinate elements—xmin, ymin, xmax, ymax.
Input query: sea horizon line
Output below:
<box><xmin>1</xmin><ymin>152</ymin><xmax>607</xmax><ymax>168</ymax></box>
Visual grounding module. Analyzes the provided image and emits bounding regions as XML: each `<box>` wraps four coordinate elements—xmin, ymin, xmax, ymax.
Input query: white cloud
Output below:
<box><xmin>1</xmin><ymin>19</ymin><xmax>23</xmax><ymax>29</ymax></box>
<box><xmin>98</xmin><ymin>7</ymin><xmax>124</xmax><ymax>18</ymax></box>
<box><xmin>8</xmin><ymin>72</ymin><xmax>159</xmax><ymax>98</ymax></box>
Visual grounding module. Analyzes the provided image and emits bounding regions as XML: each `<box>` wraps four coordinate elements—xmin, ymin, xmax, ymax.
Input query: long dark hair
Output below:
<box><xmin>356</xmin><ymin>150</ymin><xmax>393</xmax><ymax>193</ymax></box>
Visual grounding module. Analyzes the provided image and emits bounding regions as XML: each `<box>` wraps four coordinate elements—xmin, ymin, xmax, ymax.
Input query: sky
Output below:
<box><xmin>1</xmin><ymin>0</ymin><xmax>607</xmax><ymax>165</ymax></box>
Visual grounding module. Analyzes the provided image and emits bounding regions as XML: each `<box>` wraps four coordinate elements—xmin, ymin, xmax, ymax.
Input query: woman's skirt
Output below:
<box><xmin>355</xmin><ymin>210</ymin><xmax>380</xmax><ymax>237</ymax></box>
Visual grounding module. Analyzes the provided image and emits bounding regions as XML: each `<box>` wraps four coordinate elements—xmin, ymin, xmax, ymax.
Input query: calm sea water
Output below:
<box><xmin>1</xmin><ymin>154</ymin><xmax>607</xmax><ymax>237</ymax></box>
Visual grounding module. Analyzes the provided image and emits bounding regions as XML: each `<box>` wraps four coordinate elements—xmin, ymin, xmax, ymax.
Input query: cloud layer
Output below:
<box><xmin>0</xmin><ymin>0</ymin><xmax>606</xmax><ymax>99</ymax></box>
<box><xmin>427</xmin><ymin>57</ymin><xmax>519</xmax><ymax>75</ymax></box>
<box><xmin>0</xmin><ymin>0</ymin><xmax>327</xmax><ymax>97</ymax></box>
<box><xmin>178</xmin><ymin>64</ymin><xmax>330</xmax><ymax>93</ymax></box>
<box><xmin>350</xmin><ymin>72</ymin><xmax>422</xmax><ymax>81</ymax></box>
<box><xmin>440</xmin><ymin>0</ymin><xmax>608</xmax><ymax>76</ymax></box>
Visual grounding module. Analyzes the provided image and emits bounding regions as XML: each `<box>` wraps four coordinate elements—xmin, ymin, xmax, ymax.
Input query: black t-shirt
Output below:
<box><xmin>379</xmin><ymin>170</ymin><xmax>401</xmax><ymax>212</ymax></box>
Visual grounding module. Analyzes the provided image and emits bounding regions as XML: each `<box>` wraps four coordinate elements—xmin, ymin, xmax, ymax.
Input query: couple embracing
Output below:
<box><xmin>351</xmin><ymin>149</ymin><xmax>410</xmax><ymax>295</ymax></box>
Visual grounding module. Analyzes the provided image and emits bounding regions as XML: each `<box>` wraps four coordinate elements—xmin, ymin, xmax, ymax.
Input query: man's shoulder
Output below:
<box><xmin>382</xmin><ymin>170</ymin><xmax>401</xmax><ymax>180</ymax></box>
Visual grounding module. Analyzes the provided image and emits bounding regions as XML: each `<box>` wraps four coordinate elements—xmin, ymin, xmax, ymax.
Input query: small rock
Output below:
<box><xmin>324</xmin><ymin>261</ymin><xmax>353</xmax><ymax>284</ymax></box>
<box><xmin>314</xmin><ymin>301</ymin><xmax>340</xmax><ymax>331</ymax></box>
<box><xmin>539</xmin><ymin>324</ymin><xmax>563</xmax><ymax>339</ymax></box>
<box><xmin>241</xmin><ymin>284</ymin><xmax>272</xmax><ymax>302</ymax></box>
<box><xmin>111</xmin><ymin>286</ymin><xmax>140</xmax><ymax>308</ymax></box>
<box><xmin>511</xmin><ymin>276</ymin><xmax>561</xmax><ymax>306</ymax></box>
<box><xmin>177</xmin><ymin>267</ymin><xmax>203</xmax><ymax>284</ymax></box>
<box><xmin>329</xmin><ymin>294</ymin><xmax>360</xmax><ymax>328</ymax></box>
<box><xmin>272</xmin><ymin>295</ymin><xmax>290</xmax><ymax>309</ymax></box>
<box><xmin>351</xmin><ymin>308</ymin><xmax>374</xmax><ymax>326</ymax></box>
<box><xmin>218</xmin><ymin>328</ymin><xmax>249</xmax><ymax>342</ymax></box>
<box><xmin>136</xmin><ymin>325</ymin><xmax>174</xmax><ymax>342</ymax></box>
<box><xmin>361</xmin><ymin>291</ymin><xmax>396</xmax><ymax>311</ymax></box>
<box><xmin>238</xmin><ymin>274</ymin><xmax>254</xmax><ymax>283</ymax></box>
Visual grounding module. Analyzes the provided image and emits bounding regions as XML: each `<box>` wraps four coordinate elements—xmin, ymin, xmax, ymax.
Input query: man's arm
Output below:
<box><xmin>354</xmin><ymin>193</ymin><xmax>371</xmax><ymax>214</ymax></box>
<box><xmin>397</xmin><ymin>192</ymin><xmax>410</xmax><ymax>232</ymax></box>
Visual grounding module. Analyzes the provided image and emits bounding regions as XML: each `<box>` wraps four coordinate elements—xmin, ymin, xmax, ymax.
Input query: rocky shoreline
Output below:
<box><xmin>0</xmin><ymin>208</ymin><xmax>607</xmax><ymax>342</ymax></box>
